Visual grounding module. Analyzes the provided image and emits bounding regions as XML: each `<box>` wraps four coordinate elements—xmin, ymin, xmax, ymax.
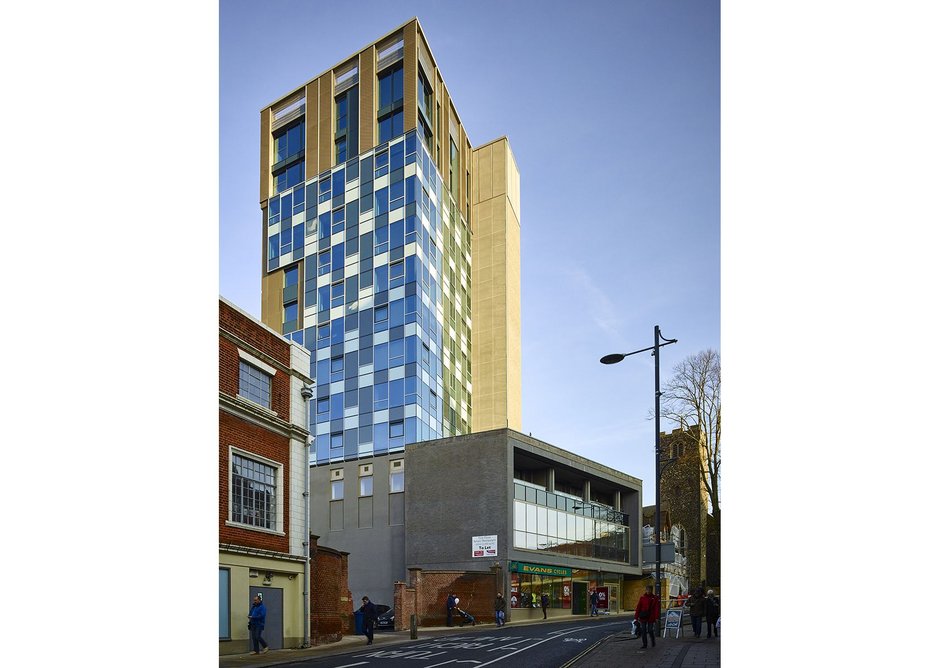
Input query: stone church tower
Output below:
<box><xmin>642</xmin><ymin>425</ymin><xmax>719</xmax><ymax>591</ymax></box>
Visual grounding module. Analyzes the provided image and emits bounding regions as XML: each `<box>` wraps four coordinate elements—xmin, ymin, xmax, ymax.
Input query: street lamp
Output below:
<box><xmin>300</xmin><ymin>383</ymin><xmax>315</xmax><ymax>649</ymax></box>
<box><xmin>601</xmin><ymin>325</ymin><xmax>677</xmax><ymax>626</ymax></box>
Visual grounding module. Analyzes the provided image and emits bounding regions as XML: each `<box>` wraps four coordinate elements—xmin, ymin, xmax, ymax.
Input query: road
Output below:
<box><xmin>273</xmin><ymin>620</ymin><xmax>622</xmax><ymax>668</ymax></box>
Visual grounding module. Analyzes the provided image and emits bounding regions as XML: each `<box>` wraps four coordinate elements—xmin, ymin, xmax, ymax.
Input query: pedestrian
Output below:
<box><xmin>247</xmin><ymin>593</ymin><xmax>269</xmax><ymax>655</ymax></box>
<box><xmin>687</xmin><ymin>587</ymin><xmax>706</xmax><ymax>638</ymax></box>
<box><xmin>634</xmin><ymin>585</ymin><xmax>660</xmax><ymax>649</ymax></box>
<box><xmin>540</xmin><ymin>592</ymin><xmax>549</xmax><ymax>620</ymax></box>
<box><xmin>446</xmin><ymin>592</ymin><xmax>457</xmax><ymax>627</ymax></box>
<box><xmin>359</xmin><ymin>596</ymin><xmax>378</xmax><ymax>645</ymax></box>
<box><xmin>494</xmin><ymin>592</ymin><xmax>507</xmax><ymax>627</ymax></box>
<box><xmin>589</xmin><ymin>589</ymin><xmax>599</xmax><ymax>616</ymax></box>
<box><xmin>705</xmin><ymin>589</ymin><xmax>720</xmax><ymax>638</ymax></box>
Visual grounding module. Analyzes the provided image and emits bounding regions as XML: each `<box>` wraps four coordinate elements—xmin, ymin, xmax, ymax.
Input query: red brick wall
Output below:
<box><xmin>310</xmin><ymin>536</ymin><xmax>352</xmax><ymax>644</ymax></box>
<box><xmin>219</xmin><ymin>410</ymin><xmax>291</xmax><ymax>553</ymax></box>
<box><xmin>218</xmin><ymin>338</ymin><xmax>292</xmax><ymax>419</ymax></box>
<box><xmin>395</xmin><ymin>569</ymin><xmax>497</xmax><ymax>629</ymax></box>
<box><xmin>220</xmin><ymin>300</ymin><xmax>290</xmax><ymax>367</ymax></box>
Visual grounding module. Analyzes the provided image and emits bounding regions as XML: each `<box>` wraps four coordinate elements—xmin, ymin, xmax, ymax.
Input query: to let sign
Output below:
<box><xmin>472</xmin><ymin>535</ymin><xmax>498</xmax><ymax>558</ymax></box>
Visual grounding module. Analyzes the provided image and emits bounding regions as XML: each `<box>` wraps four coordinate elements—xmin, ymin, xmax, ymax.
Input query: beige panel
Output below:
<box><xmin>470</xmin><ymin>137</ymin><xmax>522</xmax><ymax>433</ymax></box>
<box><xmin>504</xmin><ymin>140</ymin><xmax>521</xmax><ymax>222</ymax></box>
<box><xmin>504</xmin><ymin>191</ymin><xmax>522</xmax><ymax>429</ymax></box>
<box><xmin>306</xmin><ymin>80</ymin><xmax>318</xmax><ymax>177</ymax></box>
<box><xmin>318</xmin><ymin>72</ymin><xmax>332</xmax><ymax>170</ymax></box>
<box><xmin>463</xmin><ymin>134</ymin><xmax>471</xmax><ymax>221</ymax></box>
<box><xmin>359</xmin><ymin>47</ymin><xmax>375</xmax><ymax>152</ymax></box>
<box><xmin>403</xmin><ymin>22</ymin><xmax>417</xmax><ymax>135</ymax></box>
<box><xmin>259</xmin><ymin>108</ymin><xmax>271</xmax><ymax>203</ymax></box>
<box><xmin>261</xmin><ymin>267</ymin><xmax>284</xmax><ymax>332</ymax></box>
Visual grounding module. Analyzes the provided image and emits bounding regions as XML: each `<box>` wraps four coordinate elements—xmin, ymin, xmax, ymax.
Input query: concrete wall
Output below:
<box><xmin>309</xmin><ymin>455</ymin><xmax>407</xmax><ymax>608</ymax></box>
<box><xmin>405</xmin><ymin>431</ymin><xmax>512</xmax><ymax>571</ymax></box>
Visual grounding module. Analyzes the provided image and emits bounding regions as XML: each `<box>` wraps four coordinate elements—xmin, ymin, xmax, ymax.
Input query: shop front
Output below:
<box><xmin>508</xmin><ymin>561</ymin><xmax>626</xmax><ymax>619</ymax></box>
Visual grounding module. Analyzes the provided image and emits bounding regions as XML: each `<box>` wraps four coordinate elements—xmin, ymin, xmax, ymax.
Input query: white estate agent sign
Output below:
<box><xmin>472</xmin><ymin>535</ymin><xmax>498</xmax><ymax>558</ymax></box>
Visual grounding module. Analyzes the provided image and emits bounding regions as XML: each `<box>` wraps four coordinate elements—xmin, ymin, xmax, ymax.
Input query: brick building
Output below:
<box><xmin>218</xmin><ymin>297</ymin><xmax>314</xmax><ymax>655</ymax></box>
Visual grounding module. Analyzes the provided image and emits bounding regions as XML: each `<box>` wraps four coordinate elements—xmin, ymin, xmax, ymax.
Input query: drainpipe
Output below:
<box><xmin>300</xmin><ymin>383</ymin><xmax>314</xmax><ymax>648</ymax></box>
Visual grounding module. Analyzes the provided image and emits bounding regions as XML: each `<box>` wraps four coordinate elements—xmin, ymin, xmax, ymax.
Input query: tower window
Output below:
<box><xmin>378</xmin><ymin>63</ymin><xmax>404</xmax><ymax>143</ymax></box>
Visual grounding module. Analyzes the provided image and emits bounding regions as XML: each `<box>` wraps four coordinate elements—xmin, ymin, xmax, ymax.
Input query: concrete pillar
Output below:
<box><xmin>546</xmin><ymin>468</ymin><xmax>555</xmax><ymax>493</ymax></box>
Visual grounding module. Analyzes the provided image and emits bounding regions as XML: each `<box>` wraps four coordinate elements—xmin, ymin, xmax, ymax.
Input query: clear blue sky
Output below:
<box><xmin>220</xmin><ymin>0</ymin><xmax>720</xmax><ymax>507</ymax></box>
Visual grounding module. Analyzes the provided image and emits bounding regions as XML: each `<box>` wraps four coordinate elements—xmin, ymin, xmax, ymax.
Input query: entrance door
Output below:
<box><xmin>572</xmin><ymin>581</ymin><xmax>588</xmax><ymax>615</ymax></box>
<box><xmin>249</xmin><ymin>586</ymin><xmax>283</xmax><ymax>650</ymax></box>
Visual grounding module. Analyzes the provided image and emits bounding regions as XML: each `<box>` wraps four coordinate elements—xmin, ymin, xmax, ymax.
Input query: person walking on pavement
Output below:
<box><xmin>634</xmin><ymin>585</ymin><xmax>660</xmax><ymax>649</ymax></box>
<box><xmin>705</xmin><ymin>589</ymin><xmax>720</xmax><ymax>638</ymax></box>
<box><xmin>589</xmin><ymin>589</ymin><xmax>600</xmax><ymax>616</ymax></box>
<box><xmin>494</xmin><ymin>592</ymin><xmax>507</xmax><ymax>627</ymax></box>
<box><xmin>540</xmin><ymin>592</ymin><xmax>549</xmax><ymax>620</ymax></box>
<box><xmin>359</xmin><ymin>596</ymin><xmax>378</xmax><ymax>645</ymax></box>
<box><xmin>687</xmin><ymin>587</ymin><xmax>706</xmax><ymax>638</ymax></box>
<box><xmin>248</xmin><ymin>593</ymin><xmax>269</xmax><ymax>655</ymax></box>
<box><xmin>446</xmin><ymin>593</ymin><xmax>457</xmax><ymax>627</ymax></box>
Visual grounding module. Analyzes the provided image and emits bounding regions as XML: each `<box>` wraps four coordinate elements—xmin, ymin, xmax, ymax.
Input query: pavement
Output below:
<box><xmin>564</xmin><ymin>622</ymin><xmax>719</xmax><ymax>668</ymax></box>
<box><xmin>220</xmin><ymin>612</ymin><xmax>719</xmax><ymax>668</ymax></box>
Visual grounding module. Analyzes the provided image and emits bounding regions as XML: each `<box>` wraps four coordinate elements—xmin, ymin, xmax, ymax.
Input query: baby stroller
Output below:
<box><xmin>456</xmin><ymin>607</ymin><xmax>476</xmax><ymax>627</ymax></box>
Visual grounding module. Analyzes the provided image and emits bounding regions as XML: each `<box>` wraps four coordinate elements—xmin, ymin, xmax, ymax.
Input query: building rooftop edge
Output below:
<box><xmin>260</xmin><ymin>16</ymin><xmax>421</xmax><ymax>113</ymax></box>
<box><xmin>258</xmin><ymin>17</ymin><xmax>481</xmax><ymax>148</ymax></box>
<box><xmin>473</xmin><ymin>135</ymin><xmax>520</xmax><ymax>172</ymax></box>
<box><xmin>406</xmin><ymin>427</ymin><xmax>643</xmax><ymax>488</ymax></box>
<box><xmin>219</xmin><ymin>295</ymin><xmax>312</xmax><ymax>371</ymax></box>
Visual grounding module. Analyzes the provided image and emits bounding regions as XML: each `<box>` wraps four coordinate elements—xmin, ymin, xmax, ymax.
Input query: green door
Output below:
<box><xmin>572</xmin><ymin>581</ymin><xmax>588</xmax><ymax>615</ymax></box>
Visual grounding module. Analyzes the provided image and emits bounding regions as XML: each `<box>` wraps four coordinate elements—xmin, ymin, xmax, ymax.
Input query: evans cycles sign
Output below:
<box><xmin>510</xmin><ymin>561</ymin><xmax>572</xmax><ymax>577</ymax></box>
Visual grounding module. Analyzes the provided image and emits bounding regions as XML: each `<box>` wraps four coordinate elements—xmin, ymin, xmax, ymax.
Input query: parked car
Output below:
<box><xmin>376</xmin><ymin>607</ymin><xmax>395</xmax><ymax>630</ymax></box>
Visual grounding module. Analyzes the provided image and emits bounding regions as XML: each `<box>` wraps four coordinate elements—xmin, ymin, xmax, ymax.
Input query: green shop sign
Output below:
<box><xmin>510</xmin><ymin>561</ymin><xmax>572</xmax><ymax>577</ymax></box>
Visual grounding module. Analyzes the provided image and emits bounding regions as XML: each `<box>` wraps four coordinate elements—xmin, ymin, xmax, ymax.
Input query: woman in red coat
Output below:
<box><xmin>634</xmin><ymin>585</ymin><xmax>660</xmax><ymax>649</ymax></box>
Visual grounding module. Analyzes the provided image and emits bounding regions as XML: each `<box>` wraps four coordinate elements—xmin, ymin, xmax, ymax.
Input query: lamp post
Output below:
<box><xmin>601</xmin><ymin>325</ymin><xmax>677</xmax><ymax>625</ymax></box>
<box><xmin>300</xmin><ymin>383</ymin><xmax>315</xmax><ymax>649</ymax></box>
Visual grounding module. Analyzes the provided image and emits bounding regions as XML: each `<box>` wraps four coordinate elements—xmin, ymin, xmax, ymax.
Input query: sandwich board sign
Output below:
<box><xmin>663</xmin><ymin>608</ymin><xmax>683</xmax><ymax>638</ymax></box>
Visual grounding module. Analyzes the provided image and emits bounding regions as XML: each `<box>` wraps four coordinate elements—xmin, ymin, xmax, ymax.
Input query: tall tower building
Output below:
<box><xmin>259</xmin><ymin>18</ymin><xmax>521</xmax><ymax>466</ymax></box>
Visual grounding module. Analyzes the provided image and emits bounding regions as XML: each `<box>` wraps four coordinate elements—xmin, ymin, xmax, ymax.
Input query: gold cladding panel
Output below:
<box><xmin>471</xmin><ymin>138</ymin><xmax>522</xmax><ymax>433</ymax></box>
<box><xmin>318</xmin><ymin>72</ymin><xmax>332</xmax><ymax>169</ymax></box>
<box><xmin>259</xmin><ymin>108</ymin><xmax>271</xmax><ymax>203</ymax></box>
<box><xmin>359</xmin><ymin>47</ymin><xmax>375</xmax><ymax>153</ymax></box>
<box><xmin>261</xmin><ymin>269</ymin><xmax>284</xmax><ymax>332</ymax></box>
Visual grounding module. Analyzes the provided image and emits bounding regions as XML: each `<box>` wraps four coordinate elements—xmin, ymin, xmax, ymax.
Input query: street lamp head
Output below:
<box><xmin>600</xmin><ymin>353</ymin><xmax>625</xmax><ymax>365</ymax></box>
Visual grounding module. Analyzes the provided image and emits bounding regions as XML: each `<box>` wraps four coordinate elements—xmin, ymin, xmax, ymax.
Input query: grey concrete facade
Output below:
<box><xmin>406</xmin><ymin>429</ymin><xmax>644</xmax><ymax>579</ymax></box>
<box><xmin>309</xmin><ymin>455</ymin><xmax>406</xmax><ymax>609</ymax></box>
<box><xmin>310</xmin><ymin>428</ymin><xmax>644</xmax><ymax>610</ymax></box>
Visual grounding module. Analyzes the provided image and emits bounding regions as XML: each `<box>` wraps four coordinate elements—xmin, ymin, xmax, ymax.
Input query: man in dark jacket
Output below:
<box><xmin>248</xmin><ymin>594</ymin><xmax>269</xmax><ymax>655</ymax></box>
<box><xmin>687</xmin><ymin>587</ymin><xmax>706</xmax><ymax>638</ymax></box>
<box><xmin>589</xmin><ymin>589</ymin><xmax>600</xmax><ymax>616</ymax></box>
<box><xmin>705</xmin><ymin>589</ymin><xmax>720</xmax><ymax>638</ymax></box>
<box><xmin>634</xmin><ymin>585</ymin><xmax>660</xmax><ymax>649</ymax></box>
<box><xmin>359</xmin><ymin>596</ymin><xmax>378</xmax><ymax>645</ymax></box>
<box><xmin>540</xmin><ymin>593</ymin><xmax>549</xmax><ymax>619</ymax></box>
<box><xmin>494</xmin><ymin>592</ymin><xmax>507</xmax><ymax>627</ymax></box>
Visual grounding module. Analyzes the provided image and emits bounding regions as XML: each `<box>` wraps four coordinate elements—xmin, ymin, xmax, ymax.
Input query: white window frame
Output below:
<box><xmin>227</xmin><ymin>447</ymin><xmax>284</xmax><ymax>535</ymax></box>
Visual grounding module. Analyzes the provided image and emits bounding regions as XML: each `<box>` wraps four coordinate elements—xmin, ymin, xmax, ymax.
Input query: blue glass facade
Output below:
<box><xmin>266</xmin><ymin>130</ymin><xmax>469</xmax><ymax>465</ymax></box>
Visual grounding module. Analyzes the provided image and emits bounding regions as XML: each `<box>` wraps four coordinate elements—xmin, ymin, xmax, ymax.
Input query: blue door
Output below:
<box><xmin>249</xmin><ymin>586</ymin><xmax>284</xmax><ymax>650</ymax></box>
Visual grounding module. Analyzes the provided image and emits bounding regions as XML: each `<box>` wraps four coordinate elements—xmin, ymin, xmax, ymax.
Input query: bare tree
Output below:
<box><xmin>660</xmin><ymin>349</ymin><xmax>721</xmax><ymax>518</ymax></box>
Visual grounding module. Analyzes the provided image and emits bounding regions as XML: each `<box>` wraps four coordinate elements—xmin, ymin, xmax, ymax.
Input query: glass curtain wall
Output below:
<box><xmin>265</xmin><ymin>130</ymin><xmax>470</xmax><ymax>464</ymax></box>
